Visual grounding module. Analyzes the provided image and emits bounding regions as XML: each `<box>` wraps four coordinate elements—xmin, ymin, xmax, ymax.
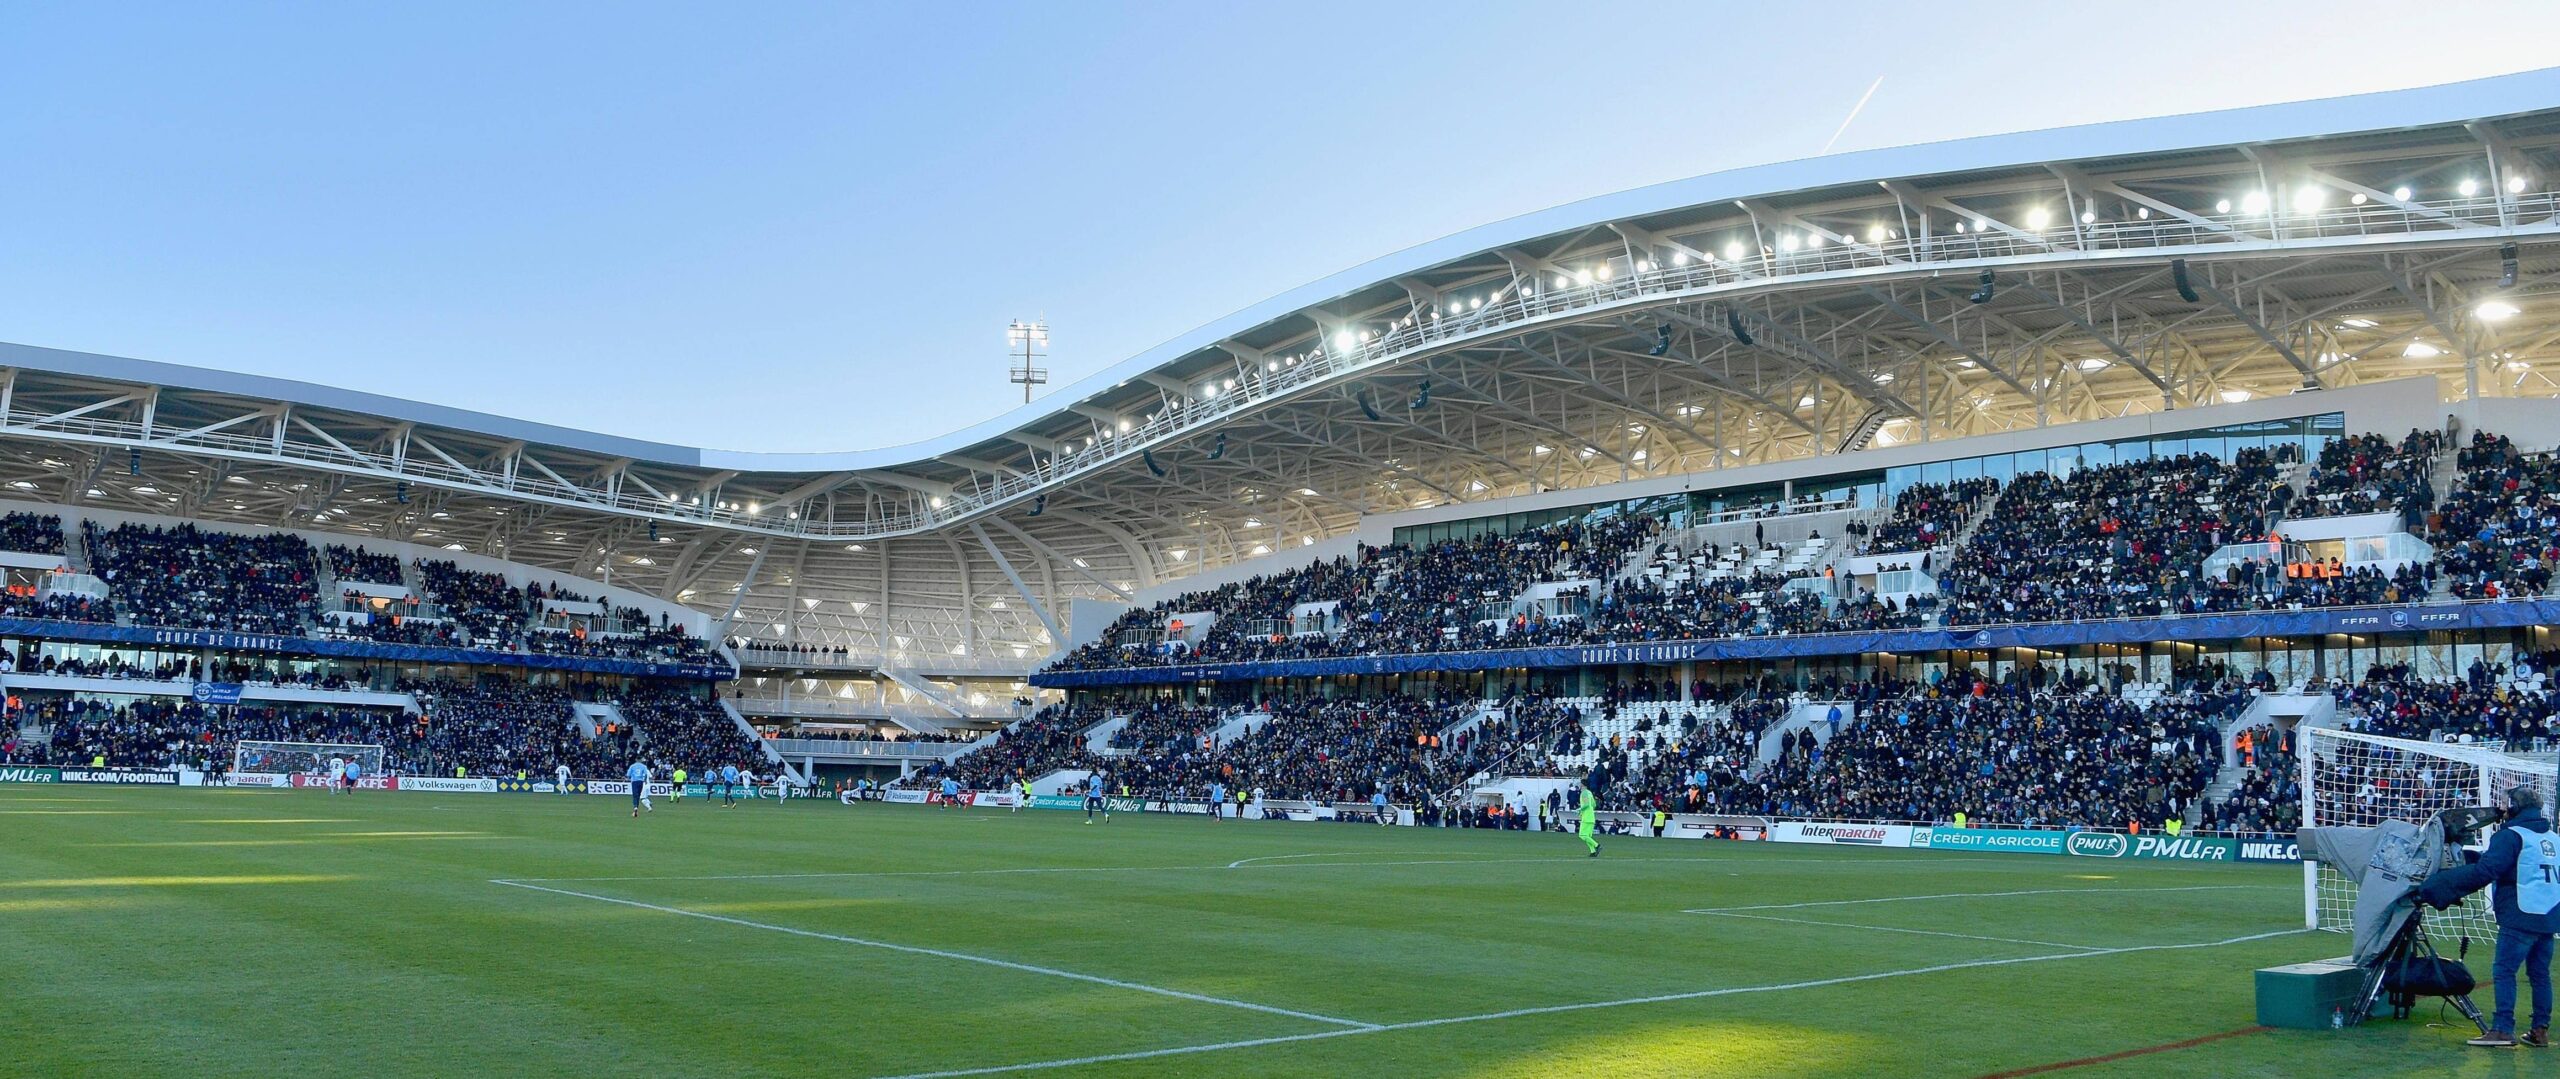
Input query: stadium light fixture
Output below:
<box><xmin>2405</xmin><ymin>342</ymin><xmax>2443</xmax><ymax>358</ymax></box>
<box><xmin>2509</xmin><ymin>175</ymin><xmax>2530</xmax><ymax>194</ymax></box>
<box><xmin>1630</xmin><ymin>450</ymin><xmax>1648</xmax><ymax>463</ymax></box>
<box><xmin>2393</xmin><ymin>186</ymin><xmax>2413</xmax><ymax>201</ymax></box>
<box><xmin>2295</xmin><ymin>185</ymin><xmax>2323</xmax><ymax>210</ymax></box>
<box><xmin>2218</xmin><ymin>390</ymin><xmax>2252</xmax><ymax>404</ymax></box>
<box><xmin>2351</xmin><ymin>192</ymin><xmax>2368</xmax><ymax>205</ymax></box>
<box><xmin>2459</xmin><ymin>178</ymin><xmax>2480</xmax><ymax>197</ymax></box>
<box><xmin>2079</xmin><ymin>211</ymin><xmax>2094</xmax><ymax>224</ymax></box>
<box><xmin>1532</xmin><ymin>445</ymin><xmax>1552</xmax><ymax>455</ymax></box>
<box><xmin>2476</xmin><ymin>300</ymin><xmax>2521</xmax><ymax>322</ymax></box>
<box><xmin>1295</xmin><ymin>487</ymin><xmax>1318</xmax><ymax>495</ymax></box>
<box><xmin>1636</xmin><ymin>260</ymin><xmax>1653</xmax><ymax>272</ymax></box>
<box><xmin>2077</xmin><ymin>358</ymin><xmax>2112</xmax><ymax>372</ymax></box>
<box><xmin>1779</xmin><ymin>235</ymin><xmax>1799</xmax><ymax>251</ymax></box>
<box><xmin>1867</xmin><ymin>226</ymin><xmax>1885</xmax><ymax>242</ymax></box>
<box><xmin>1672</xmin><ymin>252</ymin><xmax>1689</xmax><ymax>266</ymax></box>
<box><xmin>2023</xmin><ymin>206</ymin><xmax>2050</xmax><ymax>230</ymax></box>
<box><xmin>2240</xmin><ymin>190</ymin><xmax>2268</xmax><ymax>214</ymax></box>
<box><xmin>1805</xmin><ymin>234</ymin><xmax>1823</xmax><ymax>249</ymax></box>
<box><xmin>2136</xmin><ymin>206</ymin><xmax>2150</xmax><ymax>219</ymax></box>
<box><xmin>2214</xmin><ymin>199</ymin><xmax>2231</xmax><ymax>213</ymax></box>
<box><xmin>1469</xmin><ymin>297</ymin><xmax>1482</xmax><ymax>310</ymax></box>
<box><xmin>1300</xmin><ymin>536</ymin><xmax>1314</xmax><ymax>547</ymax></box>
<box><xmin>1722</xmin><ymin>242</ymin><xmax>1744</xmax><ymax>260</ymax></box>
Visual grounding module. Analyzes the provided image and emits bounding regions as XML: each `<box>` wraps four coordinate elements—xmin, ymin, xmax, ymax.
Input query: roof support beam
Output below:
<box><xmin>969</xmin><ymin>523</ymin><xmax>1063</xmax><ymax>646</ymax></box>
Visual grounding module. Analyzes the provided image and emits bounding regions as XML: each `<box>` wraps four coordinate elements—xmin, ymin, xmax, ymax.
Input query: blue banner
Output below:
<box><xmin>189</xmin><ymin>681</ymin><xmax>244</xmax><ymax>704</ymax></box>
<box><xmin>1033</xmin><ymin>599</ymin><xmax>2545</xmax><ymax>687</ymax></box>
<box><xmin>0</xmin><ymin>616</ymin><xmax>732</xmax><ymax>682</ymax></box>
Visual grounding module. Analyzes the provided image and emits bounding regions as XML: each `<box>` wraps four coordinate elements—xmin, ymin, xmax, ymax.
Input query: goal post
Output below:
<box><xmin>232</xmin><ymin>741</ymin><xmax>386</xmax><ymax>784</ymax></box>
<box><xmin>2300</xmin><ymin>726</ymin><xmax>2557</xmax><ymax>948</ymax></box>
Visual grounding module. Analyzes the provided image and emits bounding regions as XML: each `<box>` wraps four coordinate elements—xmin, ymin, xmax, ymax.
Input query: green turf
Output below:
<box><xmin>0</xmin><ymin>785</ymin><xmax>2528</xmax><ymax>1077</ymax></box>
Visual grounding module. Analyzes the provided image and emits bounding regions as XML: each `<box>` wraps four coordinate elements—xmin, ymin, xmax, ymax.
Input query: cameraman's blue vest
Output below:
<box><xmin>2518</xmin><ymin>824</ymin><xmax>2560</xmax><ymax>918</ymax></box>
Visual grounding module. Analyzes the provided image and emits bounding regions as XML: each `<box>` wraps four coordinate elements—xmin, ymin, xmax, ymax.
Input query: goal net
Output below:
<box><xmin>2301</xmin><ymin>726</ymin><xmax>2557</xmax><ymax>949</ymax></box>
<box><xmin>232</xmin><ymin>741</ymin><xmax>386</xmax><ymax>784</ymax></box>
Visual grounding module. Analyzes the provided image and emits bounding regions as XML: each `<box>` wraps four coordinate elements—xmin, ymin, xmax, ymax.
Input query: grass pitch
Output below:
<box><xmin>0</xmin><ymin>785</ymin><xmax>2515</xmax><ymax>1077</ymax></box>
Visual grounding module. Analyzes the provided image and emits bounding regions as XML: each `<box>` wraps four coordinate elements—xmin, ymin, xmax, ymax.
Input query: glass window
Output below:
<box><xmin>1921</xmin><ymin>459</ymin><xmax>1951</xmax><ymax>488</ymax></box>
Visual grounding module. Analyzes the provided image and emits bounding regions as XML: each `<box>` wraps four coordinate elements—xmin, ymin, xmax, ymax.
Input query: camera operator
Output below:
<box><xmin>2420</xmin><ymin>785</ymin><xmax>2559</xmax><ymax>1048</ymax></box>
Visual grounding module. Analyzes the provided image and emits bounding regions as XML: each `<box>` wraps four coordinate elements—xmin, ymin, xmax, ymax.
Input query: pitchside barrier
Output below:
<box><xmin>28</xmin><ymin>774</ymin><xmax>2299</xmax><ymax>865</ymax></box>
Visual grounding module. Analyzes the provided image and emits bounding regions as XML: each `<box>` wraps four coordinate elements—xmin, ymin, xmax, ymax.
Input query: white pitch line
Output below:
<box><xmin>1226</xmin><ymin>852</ymin><xmax>1368</xmax><ymax>869</ymax></box>
<box><xmin>1690</xmin><ymin>910</ymin><xmax>2105</xmax><ymax>951</ymax></box>
<box><xmin>1680</xmin><ymin>884</ymin><xmax>2272</xmax><ymax>914</ymax></box>
<box><xmin>488</xmin><ymin>878</ymin><xmax>1376</xmax><ymax>1030</ymax></box>
<box><xmin>863</xmin><ymin>928</ymin><xmax>2309</xmax><ymax>1079</ymax></box>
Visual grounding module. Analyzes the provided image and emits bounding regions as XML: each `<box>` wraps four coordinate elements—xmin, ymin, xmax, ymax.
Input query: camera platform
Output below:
<box><xmin>2255</xmin><ymin>959</ymin><xmax>2365</xmax><ymax>1029</ymax></box>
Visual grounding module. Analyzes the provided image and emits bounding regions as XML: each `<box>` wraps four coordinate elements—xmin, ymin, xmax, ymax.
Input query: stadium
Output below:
<box><xmin>9</xmin><ymin>49</ymin><xmax>2560</xmax><ymax>1077</ymax></box>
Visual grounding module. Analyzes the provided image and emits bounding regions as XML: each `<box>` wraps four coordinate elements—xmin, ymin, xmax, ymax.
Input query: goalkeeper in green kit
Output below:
<box><xmin>1577</xmin><ymin>781</ymin><xmax>1601</xmax><ymax>857</ymax></box>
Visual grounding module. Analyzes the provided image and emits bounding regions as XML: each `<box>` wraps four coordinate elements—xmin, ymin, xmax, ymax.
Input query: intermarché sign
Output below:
<box><xmin>0</xmin><ymin>766</ymin><xmax>60</xmax><ymax>783</ymax></box>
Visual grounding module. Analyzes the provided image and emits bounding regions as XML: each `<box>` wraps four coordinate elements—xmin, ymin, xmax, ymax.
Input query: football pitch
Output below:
<box><xmin>0</xmin><ymin>786</ymin><xmax>2505</xmax><ymax>1077</ymax></box>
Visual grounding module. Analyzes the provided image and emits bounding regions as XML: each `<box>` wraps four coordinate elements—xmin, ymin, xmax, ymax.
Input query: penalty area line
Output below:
<box><xmin>1681</xmin><ymin>884</ymin><xmax>2273</xmax><ymax>914</ymax></box>
<box><xmin>486</xmin><ymin>878</ymin><xmax>1377</xmax><ymax>1031</ymax></box>
<box><xmin>1689</xmin><ymin>910</ymin><xmax>2106</xmax><ymax>952</ymax></box>
<box><xmin>863</xmin><ymin>929</ymin><xmax>2309</xmax><ymax>1079</ymax></box>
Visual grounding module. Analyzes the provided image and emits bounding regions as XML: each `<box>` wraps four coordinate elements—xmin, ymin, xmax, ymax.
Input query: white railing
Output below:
<box><xmin>14</xmin><ymin>192</ymin><xmax>2546</xmax><ymax>544</ymax></box>
<box><xmin>731</xmin><ymin>646</ymin><xmax>1036</xmax><ymax>677</ymax></box>
<box><xmin>1044</xmin><ymin>594</ymin><xmax>2557</xmax><ymax>677</ymax></box>
<box><xmin>764</xmin><ymin>737</ymin><xmax>973</xmax><ymax>759</ymax></box>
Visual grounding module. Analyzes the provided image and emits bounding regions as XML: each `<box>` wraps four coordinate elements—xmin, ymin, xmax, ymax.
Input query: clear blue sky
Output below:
<box><xmin>1</xmin><ymin>2</ymin><xmax>2549</xmax><ymax>452</ymax></box>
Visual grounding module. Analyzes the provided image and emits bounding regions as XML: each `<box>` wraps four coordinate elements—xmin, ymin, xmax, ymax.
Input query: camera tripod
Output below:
<box><xmin>2354</xmin><ymin>907</ymin><xmax>2490</xmax><ymax>1034</ymax></box>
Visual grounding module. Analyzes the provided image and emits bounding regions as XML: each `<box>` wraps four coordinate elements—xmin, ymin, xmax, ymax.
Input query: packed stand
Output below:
<box><xmin>324</xmin><ymin>544</ymin><xmax>406</xmax><ymax>585</ymax></box>
<box><xmin>84</xmin><ymin>522</ymin><xmax>320</xmax><ymax>634</ymax></box>
<box><xmin>1937</xmin><ymin>450</ymin><xmax>2281</xmax><ymax>625</ymax></box>
<box><xmin>0</xmin><ymin>512</ymin><xmax>65</xmax><ymax>555</ymax></box>
<box><xmin>616</xmin><ymin>684</ymin><xmax>768</xmax><ymax>773</ymax></box>
<box><xmin>1708</xmin><ymin>667</ymin><xmax>2230</xmax><ymax>830</ymax></box>
<box><xmin>2290</xmin><ymin>429</ymin><xmax>2441</xmax><ymax>525</ymax></box>
<box><xmin>2332</xmin><ymin>657</ymin><xmax>2559</xmax><ymax>747</ymax></box>
<box><xmin>2434</xmin><ymin>432</ymin><xmax>2560</xmax><ymax>600</ymax></box>
<box><xmin>1850</xmin><ymin>478</ymin><xmax>1999</xmax><ymax>555</ymax></box>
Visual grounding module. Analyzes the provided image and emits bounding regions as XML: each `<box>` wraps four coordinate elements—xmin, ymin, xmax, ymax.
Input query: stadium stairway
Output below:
<box><xmin>1205</xmin><ymin>709</ymin><xmax>1269</xmax><ymax>747</ymax></box>
<box><xmin>718</xmin><ymin>697</ymin><xmax>797</xmax><ymax>781</ymax></box>
<box><xmin>574</xmin><ymin>701</ymin><xmax>621</xmax><ymax>740</ymax></box>
<box><xmin>1029</xmin><ymin>768</ymin><xmax>1092</xmax><ymax>797</ymax></box>
<box><xmin>878</xmin><ymin>666</ymin><xmax>977</xmax><ymax>731</ymax></box>
<box><xmin>1438</xmin><ymin>699</ymin><xmax>1502</xmax><ymax>743</ymax></box>
<box><xmin>1753</xmin><ymin>699</ymin><xmax>1856</xmax><ymax>770</ymax></box>
<box><xmin>1082</xmin><ymin>715</ymin><xmax>1131</xmax><ymax>757</ymax></box>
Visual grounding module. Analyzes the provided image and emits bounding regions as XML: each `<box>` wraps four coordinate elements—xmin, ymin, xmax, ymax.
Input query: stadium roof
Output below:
<box><xmin>3</xmin><ymin>68</ymin><xmax>2557</xmax><ymax>668</ymax></box>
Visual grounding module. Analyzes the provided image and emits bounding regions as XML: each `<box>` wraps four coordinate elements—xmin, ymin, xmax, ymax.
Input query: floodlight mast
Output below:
<box><xmin>1007</xmin><ymin>318</ymin><xmax>1049</xmax><ymax>403</ymax></box>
